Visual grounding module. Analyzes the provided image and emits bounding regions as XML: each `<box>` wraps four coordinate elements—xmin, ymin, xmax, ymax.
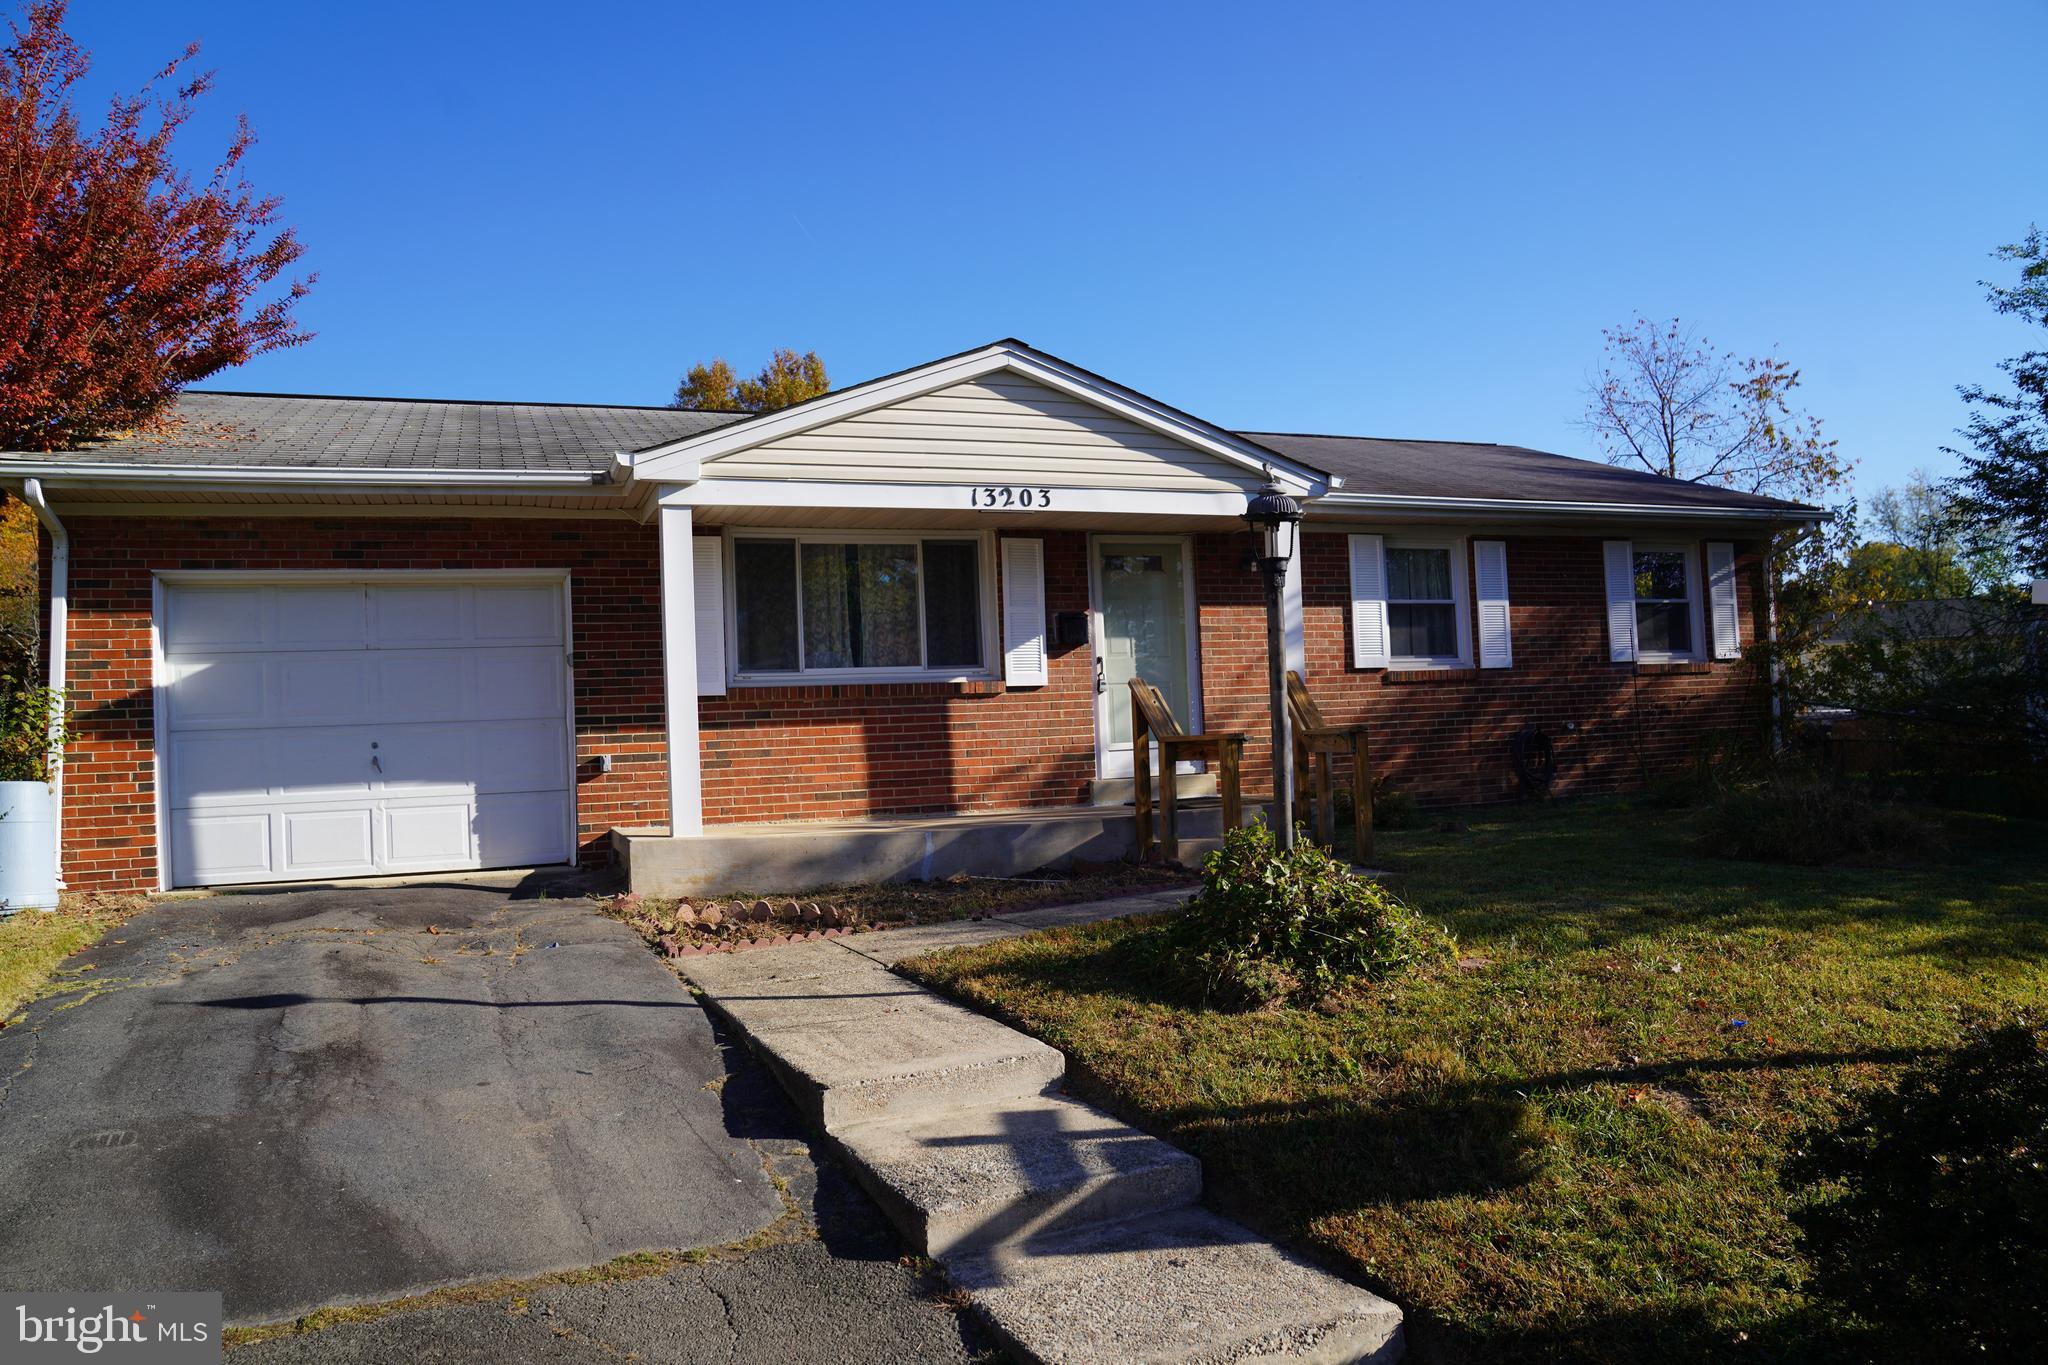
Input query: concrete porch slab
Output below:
<box><xmin>614</xmin><ymin>801</ymin><xmax>1271</xmax><ymax>898</ymax></box>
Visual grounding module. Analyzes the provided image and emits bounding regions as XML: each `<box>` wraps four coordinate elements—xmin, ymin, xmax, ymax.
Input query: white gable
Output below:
<box><xmin>701</xmin><ymin>372</ymin><xmax>1259</xmax><ymax>493</ymax></box>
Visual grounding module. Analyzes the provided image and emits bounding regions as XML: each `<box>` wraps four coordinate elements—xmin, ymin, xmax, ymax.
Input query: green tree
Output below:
<box><xmin>671</xmin><ymin>349</ymin><xmax>829</xmax><ymax>413</ymax></box>
<box><xmin>1946</xmin><ymin>228</ymin><xmax>2048</xmax><ymax>577</ymax></box>
<box><xmin>0</xmin><ymin>493</ymin><xmax>36</xmax><ymax>679</ymax></box>
<box><xmin>1843</xmin><ymin>470</ymin><xmax>2014</xmax><ymax>601</ymax></box>
<box><xmin>1842</xmin><ymin>542</ymin><xmax>1975</xmax><ymax>602</ymax></box>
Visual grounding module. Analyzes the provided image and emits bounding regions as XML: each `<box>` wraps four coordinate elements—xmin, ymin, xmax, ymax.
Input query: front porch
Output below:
<box><xmin>611</xmin><ymin>787</ymin><xmax>1271</xmax><ymax>897</ymax></box>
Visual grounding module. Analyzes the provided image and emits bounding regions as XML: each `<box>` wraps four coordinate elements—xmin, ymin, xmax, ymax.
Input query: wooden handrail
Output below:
<box><xmin>1129</xmin><ymin>677</ymin><xmax>1244</xmax><ymax>866</ymax></box>
<box><xmin>1285</xmin><ymin>669</ymin><xmax>1373</xmax><ymax>862</ymax></box>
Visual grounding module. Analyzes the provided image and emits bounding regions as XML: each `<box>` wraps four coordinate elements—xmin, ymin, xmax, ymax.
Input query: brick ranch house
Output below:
<box><xmin>3</xmin><ymin>340</ymin><xmax>1821</xmax><ymax>896</ymax></box>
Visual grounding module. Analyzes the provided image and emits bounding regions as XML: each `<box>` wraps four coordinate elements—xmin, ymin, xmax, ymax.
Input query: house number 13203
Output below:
<box><xmin>969</xmin><ymin>486</ymin><xmax>1053</xmax><ymax>509</ymax></box>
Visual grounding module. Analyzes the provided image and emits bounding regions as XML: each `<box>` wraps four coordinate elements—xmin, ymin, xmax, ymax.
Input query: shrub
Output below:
<box><xmin>0</xmin><ymin>680</ymin><xmax>66</xmax><ymax>784</ymax></box>
<box><xmin>1788</xmin><ymin>1017</ymin><xmax>2048</xmax><ymax>1359</ymax></box>
<box><xmin>1165</xmin><ymin>821</ymin><xmax>1453</xmax><ymax>1009</ymax></box>
<box><xmin>1701</xmin><ymin>770</ymin><xmax>1944</xmax><ymax>865</ymax></box>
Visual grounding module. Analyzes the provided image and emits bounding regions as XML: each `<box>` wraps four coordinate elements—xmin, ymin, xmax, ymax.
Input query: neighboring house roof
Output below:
<box><xmin>1244</xmin><ymin>431</ymin><xmax>1821</xmax><ymax>518</ymax></box>
<box><xmin>1821</xmin><ymin>598</ymin><xmax>2019</xmax><ymax>645</ymax></box>
<box><xmin>0</xmin><ymin>392</ymin><xmax>747</xmax><ymax>475</ymax></box>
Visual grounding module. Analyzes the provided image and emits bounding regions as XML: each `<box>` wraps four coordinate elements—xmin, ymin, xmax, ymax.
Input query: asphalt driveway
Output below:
<box><xmin>0</xmin><ymin>884</ymin><xmax>796</xmax><ymax>1325</ymax></box>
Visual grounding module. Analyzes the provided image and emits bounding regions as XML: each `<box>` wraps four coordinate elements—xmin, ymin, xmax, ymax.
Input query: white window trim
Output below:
<box><xmin>1383</xmin><ymin>534</ymin><xmax>1474</xmax><ymax>670</ymax></box>
<box><xmin>721</xmin><ymin>527</ymin><xmax>1001</xmax><ymax>685</ymax></box>
<box><xmin>1631</xmin><ymin>541</ymin><xmax>1708</xmax><ymax>664</ymax></box>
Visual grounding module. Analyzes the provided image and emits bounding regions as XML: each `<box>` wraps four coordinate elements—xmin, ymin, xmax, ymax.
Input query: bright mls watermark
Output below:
<box><xmin>3</xmin><ymin>1293</ymin><xmax>220</xmax><ymax>1362</ymax></box>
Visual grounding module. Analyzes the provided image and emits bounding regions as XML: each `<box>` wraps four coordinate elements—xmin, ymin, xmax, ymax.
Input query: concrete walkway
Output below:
<box><xmin>680</xmin><ymin>890</ymin><xmax>1404</xmax><ymax>1364</ymax></box>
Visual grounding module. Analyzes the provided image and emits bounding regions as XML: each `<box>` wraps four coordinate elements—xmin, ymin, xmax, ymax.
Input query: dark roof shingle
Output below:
<box><xmin>0</xmin><ymin>391</ymin><xmax>1820</xmax><ymax>519</ymax></box>
<box><xmin>3</xmin><ymin>391</ymin><xmax>747</xmax><ymax>473</ymax></box>
<box><xmin>1240</xmin><ymin>431</ymin><xmax>1819</xmax><ymax>515</ymax></box>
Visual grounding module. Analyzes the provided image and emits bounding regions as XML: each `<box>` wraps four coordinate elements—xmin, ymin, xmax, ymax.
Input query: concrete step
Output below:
<box><xmin>680</xmin><ymin>942</ymin><xmax>1065</xmax><ymax>1129</ymax></box>
<box><xmin>1088</xmin><ymin>773</ymin><xmax>1219</xmax><ymax>806</ymax></box>
<box><xmin>946</xmin><ymin>1205</ymin><xmax>1404</xmax><ymax>1364</ymax></box>
<box><xmin>835</xmin><ymin>1093</ymin><xmax>1202</xmax><ymax>1257</ymax></box>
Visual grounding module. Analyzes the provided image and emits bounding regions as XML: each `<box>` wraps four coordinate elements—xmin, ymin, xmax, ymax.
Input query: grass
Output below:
<box><xmin>900</xmin><ymin>797</ymin><xmax>2048</xmax><ymax>1364</ymax></box>
<box><xmin>0</xmin><ymin>892</ymin><xmax>149</xmax><ymax>1023</ymax></box>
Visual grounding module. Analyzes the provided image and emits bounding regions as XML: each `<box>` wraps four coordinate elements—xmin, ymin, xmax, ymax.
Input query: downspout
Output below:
<box><xmin>19</xmin><ymin>479</ymin><xmax>67</xmax><ymax>887</ymax></box>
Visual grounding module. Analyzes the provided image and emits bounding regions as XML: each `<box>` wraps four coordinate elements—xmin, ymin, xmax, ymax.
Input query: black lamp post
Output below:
<box><xmin>1243</xmin><ymin>475</ymin><xmax>1303</xmax><ymax>849</ymax></box>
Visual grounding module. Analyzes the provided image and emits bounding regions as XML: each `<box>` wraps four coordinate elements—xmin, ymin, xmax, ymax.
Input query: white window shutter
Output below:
<box><xmin>1706</xmin><ymin>541</ymin><xmax>1741</xmax><ymax>660</ymax></box>
<box><xmin>1603</xmin><ymin>540</ymin><xmax>1638</xmax><ymax>663</ymax></box>
<box><xmin>1474</xmin><ymin>539</ymin><xmax>1512</xmax><ymax>668</ymax></box>
<box><xmin>1001</xmin><ymin>537</ymin><xmax>1048</xmax><ymax>687</ymax></box>
<box><xmin>1348</xmin><ymin>534</ymin><xmax>1389</xmax><ymax>669</ymax></box>
<box><xmin>692</xmin><ymin>536</ymin><xmax>727</xmax><ymax>696</ymax></box>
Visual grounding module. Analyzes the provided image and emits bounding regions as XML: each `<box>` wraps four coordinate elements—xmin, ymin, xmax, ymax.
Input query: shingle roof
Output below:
<box><xmin>2</xmin><ymin>391</ymin><xmax>748</xmax><ymax>473</ymax></box>
<box><xmin>1240</xmin><ymin>431</ymin><xmax>1820</xmax><ymax>516</ymax></box>
<box><xmin>0</xmin><ymin>390</ymin><xmax>1820</xmax><ymax>519</ymax></box>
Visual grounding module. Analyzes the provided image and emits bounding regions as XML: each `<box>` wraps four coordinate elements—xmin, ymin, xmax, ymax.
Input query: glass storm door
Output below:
<box><xmin>1092</xmin><ymin>537</ymin><xmax>1197</xmax><ymax>779</ymax></box>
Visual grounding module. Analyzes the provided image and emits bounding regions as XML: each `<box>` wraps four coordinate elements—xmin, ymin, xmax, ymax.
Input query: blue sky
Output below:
<box><xmin>64</xmin><ymin>0</ymin><xmax>2048</xmax><ymax>501</ymax></box>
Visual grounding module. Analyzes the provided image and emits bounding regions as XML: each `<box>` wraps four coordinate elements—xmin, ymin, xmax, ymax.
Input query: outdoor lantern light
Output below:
<box><xmin>1242</xmin><ymin>473</ymin><xmax>1304</xmax><ymax>848</ymax></box>
<box><xmin>1243</xmin><ymin>479</ymin><xmax>1303</xmax><ymax>570</ymax></box>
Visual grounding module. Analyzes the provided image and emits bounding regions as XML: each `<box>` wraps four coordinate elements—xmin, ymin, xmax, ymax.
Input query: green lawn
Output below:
<box><xmin>901</xmin><ymin>798</ymin><xmax>2048</xmax><ymax>1363</ymax></box>
<box><xmin>0</xmin><ymin>894</ymin><xmax>148</xmax><ymax>1022</ymax></box>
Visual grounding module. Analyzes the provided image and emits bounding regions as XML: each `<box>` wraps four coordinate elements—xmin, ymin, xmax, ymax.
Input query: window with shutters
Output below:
<box><xmin>1631</xmin><ymin>544</ymin><xmax>1703</xmax><ymax>662</ymax></box>
<box><xmin>1384</xmin><ymin>536</ymin><xmax>1473</xmax><ymax>668</ymax></box>
<box><xmin>725</xmin><ymin>530</ymin><xmax>996</xmax><ymax>681</ymax></box>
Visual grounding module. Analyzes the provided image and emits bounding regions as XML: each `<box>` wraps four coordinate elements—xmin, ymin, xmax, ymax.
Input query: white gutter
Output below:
<box><xmin>19</xmin><ymin>478</ymin><xmax>67</xmax><ymax>888</ymax></box>
<box><xmin>0</xmin><ymin>461</ymin><xmax>614</xmax><ymax>488</ymax></box>
<box><xmin>1311</xmin><ymin>492</ymin><xmax>1830</xmax><ymax>523</ymax></box>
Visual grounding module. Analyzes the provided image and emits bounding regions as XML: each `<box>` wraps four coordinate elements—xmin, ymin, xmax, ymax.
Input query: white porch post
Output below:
<box><xmin>1282</xmin><ymin>545</ymin><xmax>1306</xmax><ymax>677</ymax></box>
<box><xmin>658</xmin><ymin>500</ymin><xmax>704</xmax><ymax>837</ymax></box>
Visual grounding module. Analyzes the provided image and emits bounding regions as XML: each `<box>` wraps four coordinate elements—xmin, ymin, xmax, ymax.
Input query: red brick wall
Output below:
<box><xmin>699</xmin><ymin>529</ymin><xmax>1098</xmax><ymax>822</ymax></box>
<box><xmin>42</xmin><ymin>515</ymin><xmax>1771</xmax><ymax>893</ymax></box>
<box><xmin>47</xmin><ymin>516</ymin><xmax>669</xmax><ymax>890</ymax></box>
<box><xmin>1194</xmin><ymin>530</ymin><xmax>1770</xmax><ymax>806</ymax></box>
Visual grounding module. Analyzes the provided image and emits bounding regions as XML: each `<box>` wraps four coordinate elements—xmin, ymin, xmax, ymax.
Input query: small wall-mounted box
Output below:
<box><xmin>1053</xmin><ymin>611</ymin><xmax>1090</xmax><ymax>648</ymax></box>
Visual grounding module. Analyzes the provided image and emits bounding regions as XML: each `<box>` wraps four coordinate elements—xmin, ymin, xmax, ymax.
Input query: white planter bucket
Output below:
<box><xmin>0</xmin><ymin>780</ymin><xmax>58</xmax><ymax>914</ymax></box>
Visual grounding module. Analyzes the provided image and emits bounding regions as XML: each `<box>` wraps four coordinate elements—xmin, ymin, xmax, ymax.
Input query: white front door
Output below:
<box><xmin>1090</xmin><ymin>536</ymin><xmax>1201</xmax><ymax>780</ymax></box>
<box><xmin>159</xmin><ymin>576</ymin><xmax>574</xmax><ymax>888</ymax></box>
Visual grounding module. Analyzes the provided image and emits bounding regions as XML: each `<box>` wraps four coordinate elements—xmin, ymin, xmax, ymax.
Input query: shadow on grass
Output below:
<box><xmin>1404</xmin><ymin>1297</ymin><xmax>1867</xmax><ymax>1365</ymax></box>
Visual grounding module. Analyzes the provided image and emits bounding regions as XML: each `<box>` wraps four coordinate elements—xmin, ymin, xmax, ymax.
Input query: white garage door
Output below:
<box><xmin>161</xmin><ymin>577</ymin><xmax>574</xmax><ymax>887</ymax></box>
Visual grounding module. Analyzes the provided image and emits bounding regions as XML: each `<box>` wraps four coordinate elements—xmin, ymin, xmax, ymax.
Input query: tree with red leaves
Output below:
<box><xmin>0</xmin><ymin>1</ymin><xmax>311</xmax><ymax>452</ymax></box>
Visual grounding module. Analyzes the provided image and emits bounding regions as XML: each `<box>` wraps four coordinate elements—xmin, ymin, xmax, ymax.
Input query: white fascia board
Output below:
<box><xmin>664</xmin><ymin>479</ymin><xmax>1255</xmax><ymax>520</ymax></box>
<box><xmin>629</xmin><ymin>341</ymin><xmax>1328</xmax><ymax>496</ymax></box>
<box><xmin>1309</xmin><ymin>493</ymin><xmax>1827</xmax><ymax>525</ymax></box>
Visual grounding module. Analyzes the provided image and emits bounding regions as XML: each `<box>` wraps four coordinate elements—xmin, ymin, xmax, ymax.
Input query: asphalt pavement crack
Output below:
<box><xmin>705</xmin><ymin>1274</ymin><xmax>742</xmax><ymax>1364</ymax></box>
<box><xmin>0</xmin><ymin>1021</ymin><xmax>43</xmax><ymax>1112</ymax></box>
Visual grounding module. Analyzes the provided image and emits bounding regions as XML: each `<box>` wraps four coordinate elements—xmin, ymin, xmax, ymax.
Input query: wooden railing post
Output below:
<box><xmin>1130</xmin><ymin>682</ymin><xmax>1154</xmax><ymax>862</ymax></box>
<box><xmin>1314</xmin><ymin>745</ymin><xmax>1335</xmax><ymax>845</ymax></box>
<box><xmin>1160</xmin><ymin>738</ymin><xmax>1180</xmax><ymax>867</ymax></box>
<box><xmin>1350</xmin><ymin>728</ymin><xmax>1373</xmax><ymax>864</ymax></box>
<box><xmin>1219</xmin><ymin>735</ymin><xmax>1244</xmax><ymax>841</ymax></box>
